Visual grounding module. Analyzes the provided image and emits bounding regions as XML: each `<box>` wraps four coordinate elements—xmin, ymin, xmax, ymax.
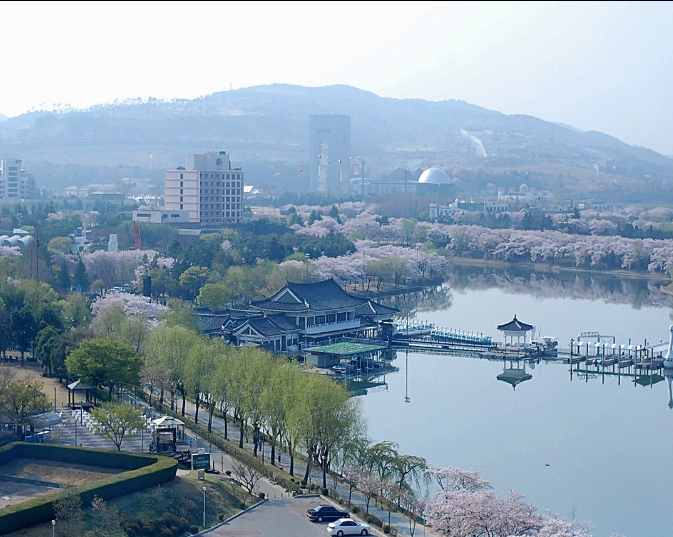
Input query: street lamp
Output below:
<box><xmin>51</xmin><ymin>519</ymin><xmax>56</xmax><ymax>537</ymax></box>
<box><xmin>202</xmin><ymin>486</ymin><xmax>207</xmax><ymax>528</ymax></box>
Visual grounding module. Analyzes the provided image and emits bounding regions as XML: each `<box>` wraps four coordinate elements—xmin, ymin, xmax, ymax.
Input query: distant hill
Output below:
<box><xmin>0</xmin><ymin>84</ymin><xmax>672</xmax><ymax>201</ymax></box>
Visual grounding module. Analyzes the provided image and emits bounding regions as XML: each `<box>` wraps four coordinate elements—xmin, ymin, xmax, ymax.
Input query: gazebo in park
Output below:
<box><xmin>66</xmin><ymin>379</ymin><xmax>99</xmax><ymax>410</ymax></box>
<box><xmin>497</xmin><ymin>315</ymin><xmax>534</xmax><ymax>347</ymax></box>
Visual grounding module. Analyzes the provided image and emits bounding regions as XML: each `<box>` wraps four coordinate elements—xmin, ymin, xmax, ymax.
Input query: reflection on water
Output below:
<box><xmin>357</xmin><ymin>265</ymin><xmax>673</xmax><ymax>537</ymax></box>
<box><xmin>448</xmin><ymin>262</ymin><xmax>673</xmax><ymax>310</ymax></box>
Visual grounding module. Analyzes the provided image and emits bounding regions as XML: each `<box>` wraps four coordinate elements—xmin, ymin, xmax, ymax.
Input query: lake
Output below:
<box><xmin>360</xmin><ymin>264</ymin><xmax>673</xmax><ymax>537</ymax></box>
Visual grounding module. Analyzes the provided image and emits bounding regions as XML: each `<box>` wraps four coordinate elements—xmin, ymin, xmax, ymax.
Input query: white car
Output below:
<box><xmin>327</xmin><ymin>518</ymin><xmax>372</xmax><ymax>536</ymax></box>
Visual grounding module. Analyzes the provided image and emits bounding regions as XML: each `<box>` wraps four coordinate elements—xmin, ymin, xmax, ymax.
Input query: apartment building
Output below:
<box><xmin>0</xmin><ymin>158</ymin><xmax>36</xmax><ymax>199</ymax></box>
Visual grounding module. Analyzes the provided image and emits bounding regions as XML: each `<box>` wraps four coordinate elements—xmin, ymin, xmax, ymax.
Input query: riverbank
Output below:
<box><xmin>448</xmin><ymin>255</ymin><xmax>673</xmax><ymax>284</ymax></box>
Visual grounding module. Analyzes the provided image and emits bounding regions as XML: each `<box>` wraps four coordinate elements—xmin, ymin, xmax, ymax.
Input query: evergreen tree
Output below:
<box><xmin>59</xmin><ymin>260</ymin><xmax>71</xmax><ymax>292</ymax></box>
<box><xmin>74</xmin><ymin>256</ymin><xmax>89</xmax><ymax>292</ymax></box>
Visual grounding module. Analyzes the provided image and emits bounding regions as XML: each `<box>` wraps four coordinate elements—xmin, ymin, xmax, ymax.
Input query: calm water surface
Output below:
<box><xmin>361</xmin><ymin>266</ymin><xmax>673</xmax><ymax>537</ymax></box>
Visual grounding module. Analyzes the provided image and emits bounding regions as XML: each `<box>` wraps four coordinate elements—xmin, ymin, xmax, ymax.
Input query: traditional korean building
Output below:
<box><xmin>192</xmin><ymin>278</ymin><xmax>398</xmax><ymax>354</ymax></box>
<box><xmin>496</xmin><ymin>315</ymin><xmax>534</xmax><ymax>347</ymax></box>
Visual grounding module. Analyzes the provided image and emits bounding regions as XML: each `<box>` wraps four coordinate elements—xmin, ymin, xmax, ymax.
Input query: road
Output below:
<box><xmin>52</xmin><ymin>386</ymin><xmax>433</xmax><ymax>537</ymax></box>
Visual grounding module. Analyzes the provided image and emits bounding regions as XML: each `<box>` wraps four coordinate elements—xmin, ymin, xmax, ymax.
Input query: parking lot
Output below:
<box><xmin>206</xmin><ymin>495</ymin><xmax>383</xmax><ymax>537</ymax></box>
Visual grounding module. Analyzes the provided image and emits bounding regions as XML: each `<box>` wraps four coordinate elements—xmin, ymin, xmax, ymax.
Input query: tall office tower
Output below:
<box><xmin>309</xmin><ymin>115</ymin><xmax>350</xmax><ymax>195</ymax></box>
<box><xmin>164</xmin><ymin>150</ymin><xmax>244</xmax><ymax>226</ymax></box>
<box><xmin>0</xmin><ymin>158</ymin><xmax>36</xmax><ymax>199</ymax></box>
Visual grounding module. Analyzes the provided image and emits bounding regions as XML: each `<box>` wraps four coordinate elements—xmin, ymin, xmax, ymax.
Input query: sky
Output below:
<box><xmin>1</xmin><ymin>1</ymin><xmax>672</xmax><ymax>155</ymax></box>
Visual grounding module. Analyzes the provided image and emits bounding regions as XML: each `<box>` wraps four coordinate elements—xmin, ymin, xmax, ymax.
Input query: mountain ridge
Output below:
<box><xmin>0</xmin><ymin>84</ymin><xmax>671</xmax><ymax>201</ymax></box>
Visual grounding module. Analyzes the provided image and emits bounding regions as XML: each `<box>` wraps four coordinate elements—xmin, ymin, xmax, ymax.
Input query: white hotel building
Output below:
<box><xmin>162</xmin><ymin>151</ymin><xmax>244</xmax><ymax>226</ymax></box>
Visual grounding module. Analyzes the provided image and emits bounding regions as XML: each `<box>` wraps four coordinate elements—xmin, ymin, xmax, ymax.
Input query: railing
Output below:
<box><xmin>305</xmin><ymin>319</ymin><xmax>360</xmax><ymax>335</ymax></box>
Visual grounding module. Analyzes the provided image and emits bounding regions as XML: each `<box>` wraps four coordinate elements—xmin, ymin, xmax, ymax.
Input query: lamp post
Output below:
<box><xmin>51</xmin><ymin>519</ymin><xmax>56</xmax><ymax>537</ymax></box>
<box><xmin>202</xmin><ymin>486</ymin><xmax>206</xmax><ymax>528</ymax></box>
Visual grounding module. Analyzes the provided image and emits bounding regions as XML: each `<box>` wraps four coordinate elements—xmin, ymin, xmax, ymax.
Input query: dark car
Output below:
<box><xmin>307</xmin><ymin>504</ymin><xmax>350</xmax><ymax>522</ymax></box>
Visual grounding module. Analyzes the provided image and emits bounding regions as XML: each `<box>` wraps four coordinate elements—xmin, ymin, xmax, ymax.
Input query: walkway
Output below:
<box><xmin>54</xmin><ymin>393</ymin><xmax>434</xmax><ymax>537</ymax></box>
<box><xmin>172</xmin><ymin>396</ymin><xmax>431</xmax><ymax>537</ymax></box>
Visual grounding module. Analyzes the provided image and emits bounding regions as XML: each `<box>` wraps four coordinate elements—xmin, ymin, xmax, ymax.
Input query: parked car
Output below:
<box><xmin>327</xmin><ymin>518</ymin><xmax>372</xmax><ymax>536</ymax></box>
<box><xmin>306</xmin><ymin>504</ymin><xmax>350</xmax><ymax>522</ymax></box>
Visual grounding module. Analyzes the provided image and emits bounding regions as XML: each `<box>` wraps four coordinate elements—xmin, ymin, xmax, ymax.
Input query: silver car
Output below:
<box><xmin>327</xmin><ymin>517</ymin><xmax>372</xmax><ymax>536</ymax></box>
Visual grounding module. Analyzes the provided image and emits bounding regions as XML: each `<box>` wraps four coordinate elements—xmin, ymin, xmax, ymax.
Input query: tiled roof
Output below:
<box><xmin>237</xmin><ymin>314</ymin><xmax>297</xmax><ymax>337</ymax></box>
<box><xmin>192</xmin><ymin>308</ymin><xmax>253</xmax><ymax>334</ymax></box>
<box><xmin>192</xmin><ymin>313</ymin><xmax>227</xmax><ymax>333</ymax></box>
<box><xmin>251</xmin><ymin>278</ymin><xmax>367</xmax><ymax>312</ymax></box>
<box><xmin>355</xmin><ymin>300</ymin><xmax>399</xmax><ymax>317</ymax></box>
<box><xmin>496</xmin><ymin>315</ymin><xmax>534</xmax><ymax>332</ymax></box>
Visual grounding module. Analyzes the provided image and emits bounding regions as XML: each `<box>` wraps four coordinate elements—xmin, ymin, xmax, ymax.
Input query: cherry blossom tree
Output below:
<box><xmin>357</xmin><ymin>470</ymin><xmax>381</xmax><ymax>515</ymax></box>
<box><xmin>91</xmin><ymin>292</ymin><xmax>167</xmax><ymax>326</ymax></box>
<box><xmin>424</xmin><ymin>465</ymin><xmax>594</xmax><ymax>537</ymax></box>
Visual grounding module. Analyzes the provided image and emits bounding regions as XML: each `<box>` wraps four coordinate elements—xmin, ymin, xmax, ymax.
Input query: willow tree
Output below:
<box><xmin>210</xmin><ymin>341</ymin><xmax>235</xmax><ymax>437</ymax></box>
<box><xmin>259</xmin><ymin>357</ymin><xmax>298</xmax><ymax>466</ymax></box>
<box><xmin>232</xmin><ymin>346</ymin><xmax>271</xmax><ymax>455</ymax></box>
<box><xmin>184</xmin><ymin>339</ymin><xmax>216</xmax><ymax>424</ymax></box>
<box><xmin>297</xmin><ymin>373</ymin><xmax>366</xmax><ymax>488</ymax></box>
<box><xmin>143</xmin><ymin>325</ymin><xmax>200</xmax><ymax>415</ymax></box>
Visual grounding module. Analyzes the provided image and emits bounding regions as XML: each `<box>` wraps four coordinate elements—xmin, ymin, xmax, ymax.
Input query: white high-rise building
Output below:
<box><xmin>0</xmin><ymin>158</ymin><xmax>36</xmax><ymax>199</ymax></box>
<box><xmin>108</xmin><ymin>234</ymin><xmax>118</xmax><ymax>252</ymax></box>
<box><xmin>309</xmin><ymin>115</ymin><xmax>351</xmax><ymax>195</ymax></box>
<box><xmin>163</xmin><ymin>151</ymin><xmax>244</xmax><ymax>226</ymax></box>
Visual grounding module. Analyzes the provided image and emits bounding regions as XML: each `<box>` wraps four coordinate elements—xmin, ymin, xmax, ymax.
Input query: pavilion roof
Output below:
<box><xmin>497</xmin><ymin>315</ymin><xmax>534</xmax><ymax>332</ymax></box>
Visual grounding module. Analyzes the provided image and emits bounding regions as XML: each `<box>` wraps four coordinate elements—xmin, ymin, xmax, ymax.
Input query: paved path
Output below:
<box><xmin>53</xmin><ymin>393</ymin><xmax>434</xmax><ymax>537</ymax></box>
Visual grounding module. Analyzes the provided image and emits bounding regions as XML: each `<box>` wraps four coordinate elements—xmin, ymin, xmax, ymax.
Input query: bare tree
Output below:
<box><xmin>231</xmin><ymin>460</ymin><xmax>261</xmax><ymax>496</ymax></box>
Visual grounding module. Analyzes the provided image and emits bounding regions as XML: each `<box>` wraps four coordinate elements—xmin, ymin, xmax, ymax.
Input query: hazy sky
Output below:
<box><xmin>2</xmin><ymin>1</ymin><xmax>672</xmax><ymax>155</ymax></box>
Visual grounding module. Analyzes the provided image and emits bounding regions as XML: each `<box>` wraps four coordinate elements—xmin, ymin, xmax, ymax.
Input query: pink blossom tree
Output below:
<box><xmin>424</xmin><ymin>465</ymin><xmax>595</xmax><ymax>537</ymax></box>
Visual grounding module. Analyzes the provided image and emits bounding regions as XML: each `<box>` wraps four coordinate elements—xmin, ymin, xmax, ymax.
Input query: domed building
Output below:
<box><xmin>418</xmin><ymin>167</ymin><xmax>451</xmax><ymax>185</ymax></box>
<box><xmin>417</xmin><ymin>167</ymin><xmax>455</xmax><ymax>201</ymax></box>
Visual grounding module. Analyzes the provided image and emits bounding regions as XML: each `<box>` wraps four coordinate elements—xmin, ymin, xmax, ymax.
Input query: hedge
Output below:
<box><xmin>0</xmin><ymin>442</ymin><xmax>177</xmax><ymax>535</ymax></box>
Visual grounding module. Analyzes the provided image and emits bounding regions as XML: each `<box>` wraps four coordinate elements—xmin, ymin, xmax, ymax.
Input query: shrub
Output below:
<box><xmin>189</xmin><ymin>524</ymin><xmax>199</xmax><ymax>534</ymax></box>
<box><xmin>122</xmin><ymin>521</ymin><xmax>143</xmax><ymax>537</ymax></box>
<box><xmin>225</xmin><ymin>470</ymin><xmax>232</xmax><ymax>476</ymax></box>
<box><xmin>350</xmin><ymin>505</ymin><xmax>360</xmax><ymax>514</ymax></box>
<box><xmin>366</xmin><ymin>514</ymin><xmax>384</xmax><ymax>528</ymax></box>
<box><xmin>218</xmin><ymin>513</ymin><xmax>224</xmax><ymax>521</ymax></box>
<box><xmin>321</xmin><ymin>487</ymin><xmax>329</xmax><ymax>496</ymax></box>
<box><xmin>259</xmin><ymin>492</ymin><xmax>265</xmax><ymax>499</ymax></box>
<box><xmin>383</xmin><ymin>523</ymin><xmax>391</xmax><ymax>534</ymax></box>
